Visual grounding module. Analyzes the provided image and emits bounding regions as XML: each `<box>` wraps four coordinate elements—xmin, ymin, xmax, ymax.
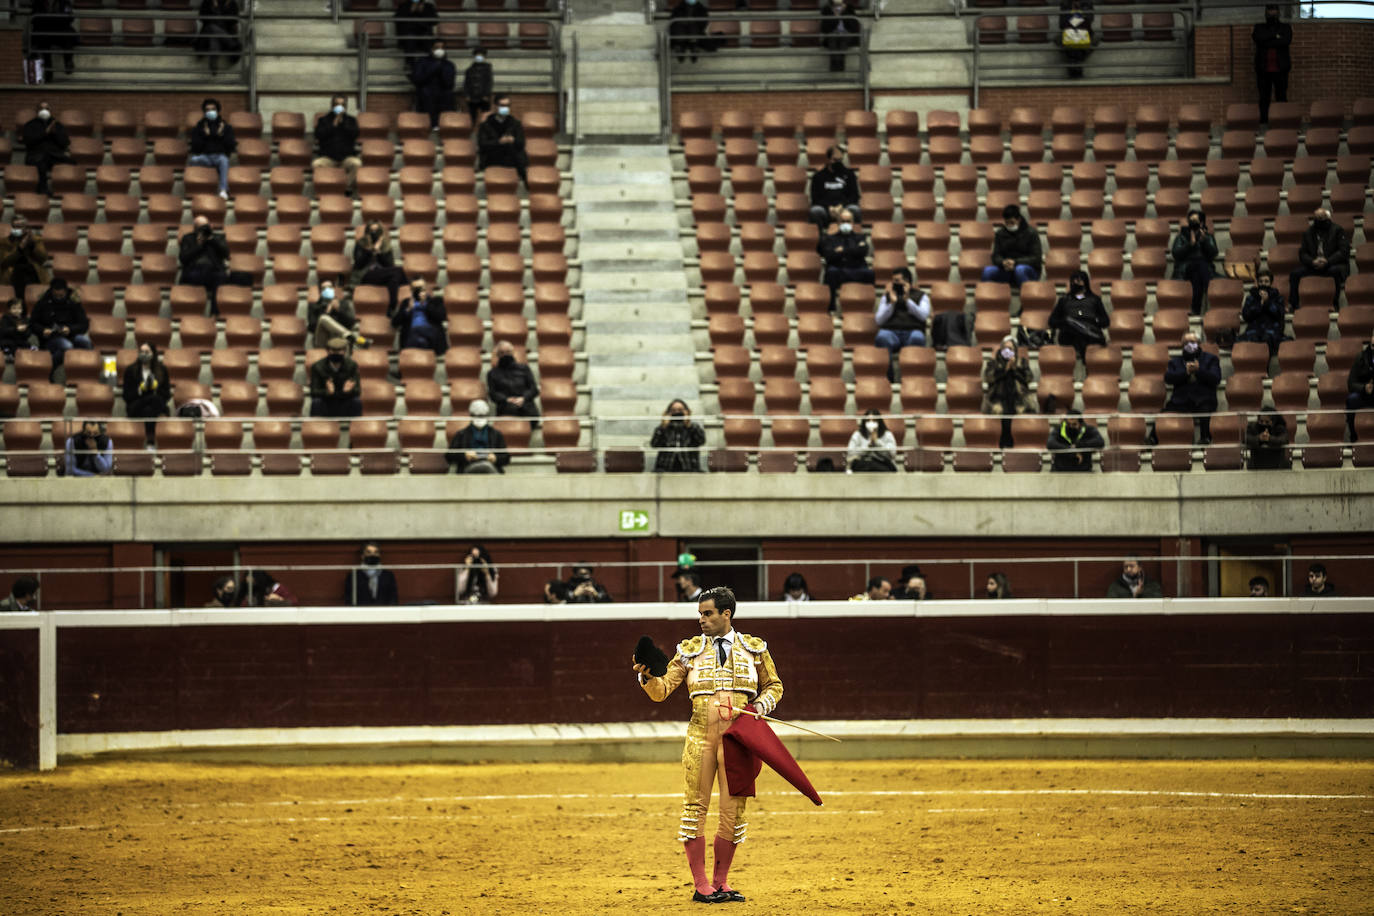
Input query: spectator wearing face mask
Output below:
<box><xmin>351</xmin><ymin>221</ymin><xmax>408</xmax><ymax>314</ymax></box>
<box><xmin>982</xmin><ymin>335</ymin><xmax>1037</xmax><ymax>418</ymax></box>
<box><xmin>313</xmin><ymin>95</ymin><xmax>362</xmax><ymax>195</ymax></box>
<box><xmin>30</xmin><ymin>278</ymin><xmax>91</xmax><ymax>377</ymax></box>
<box><xmin>809</xmin><ymin>147</ymin><xmax>861</xmax><ymax>229</ymax></box>
<box><xmin>847</xmin><ymin>409</ymin><xmax>898</xmax><ymax>472</ymax></box>
<box><xmin>392</xmin><ymin>278</ymin><xmax>448</xmax><ymax>353</ymax></box>
<box><xmin>1345</xmin><ymin>329</ymin><xmax>1374</xmax><ymax>440</ymax></box>
<box><xmin>447</xmin><ymin>399</ymin><xmax>510</xmax><ymax>474</ymax></box>
<box><xmin>309</xmin><ymin>337</ymin><xmax>363</xmax><ymax>418</ymax></box>
<box><xmin>396</xmin><ymin>0</ymin><xmax>439</xmax><ymax>74</ymax></box>
<box><xmin>1160</xmin><ymin>331</ymin><xmax>1221</xmax><ymax>445</ymax></box>
<box><xmin>1047</xmin><ymin>408</ymin><xmax>1103</xmax><ymax>472</ymax></box>
<box><xmin>196</xmin><ymin>0</ymin><xmax>241</xmax><ymax>75</ymax></box>
<box><xmin>0</xmin><ymin>298</ymin><xmax>35</xmax><ymax>357</ymax></box>
<box><xmin>1</xmin><ymin>216</ymin><xmax>50</xmax><ymax>295</ymax></box>
<box><xmin>1170</xmin><ymin>209</ymin><xmax>1218</xmax><ymax>315</ymax></box>
<box><xmin>821</xmin><ymin>0</ymin><xmax>860</xmax><ymax>72</ymax></box>
<box><xmin>307</xmin><ymin>280</ymin><xmax>366</xmax><ymax>350</ymax></box>
<box><xmin>668</xmin><ymin>0</ymin><xmax>710</xmax><ymax>63</ymax></box>
<box><xmin>478</xmin><ymin>94</ymin><xmax>528</xmax><ymax>186</ymax></box>
<box><xmin>205</xmin><ymin>575</ymin><xmax>239</xmax><ymax>608</ymax></box>
<box><xmin>62</xmin><ymin>419</ymin><xmax>112</xmax><ymax>477</ymax></box>
<box><xmin>178</xmin><ymin>216</ymin><xmax>232</xmax><ymax>314</ymax></box>
<box><xmin>1289</xmin><ymin>208</ymin><xmax>1349</xmax><ymax>310</ymax></box>
<box><xmin>1252</xmin><ymin>4</ymin><xmax>1292</xmax><ymax>125</ymax></box>
<box><xmin>485</xmin><ymin>340</ymin><xmax>540</xmax><ymax>419</ymax></box>
<box><xmin>122</xmin><ymin>341</ymin><xmax>172</xmax><ymax>445</ymax></box>
<box><xmin>651</xmin><ymin>398</ymin><xmax>706</xmax><ymax>472</ymax></box>
<box><xmin>457</xmin><ymin>544</ymin><xmax>499</xmax><ymax>604</ymax></box>
<box><xmin>411</xmin><ymin>39</ymin><xmax>456</xmax><ymax>130</ymax></box>
<box><xmin>188</xmin><ymin>98</ymin><xmax>237</xmax><ymax>198</ymax></box>
<box><xmin>1237</xmin><ymin>269</ymin><xmax>1288</xmax><ymax>356</ymax></box>
<box><xmin>1245</xmin><ymin>407</ymin><xmax>1289</xmax><ymax>470</ymax></box>
<box><xmin>20</xmin><ymin>102</ymin><xmax>72</xmax><ymax>197</ymax></box>
<box><xmin>1048</xmin><ymin>270</ymin><xmax>1109</xmax><ymax>360</ymax></box>
<box><xmin>1106</xmin><ymin>556</ymin><xmax>1162</xmax><ymax>599</ymax></box>
<box><xmin>463</xmin><ymin>48</ymin><xmax>494</xmax><ymax>125</ymax></box>
<box><xmin>982</xmin><ymin>205</ymin><xmax>1042</xmax><ymax>289</ymax></box>
<box><xmin>348</xmin><ymin>541</ymin><xmax>399</xmax><ymax>606</ymax></box>
<box><xmin>874</xmin><ymin>267</ymin><xmax>931</xmax><ymax>378</ymax></box>
<box><xmin>818</xmin><ymin>207</ymin><xmax>874</xmax><ymax>312</ymax></box>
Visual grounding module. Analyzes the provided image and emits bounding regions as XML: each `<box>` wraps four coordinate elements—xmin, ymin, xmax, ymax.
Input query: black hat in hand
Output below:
<box><xmin>634</xmin><ymin>635</ymin><xmax>669</xmax><ymax>677</ymax></box>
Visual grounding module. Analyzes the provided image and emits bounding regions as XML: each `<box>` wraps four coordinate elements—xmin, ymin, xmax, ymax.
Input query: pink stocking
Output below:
<box><xmin>712</xmin><ymin>836</ymin><xmax>738</xmax><ymax>891</ymax></box>
<box><xmin>684</xmin><ymin>837</ymin><xmax>713</xmax><ymax>895</ymax></box>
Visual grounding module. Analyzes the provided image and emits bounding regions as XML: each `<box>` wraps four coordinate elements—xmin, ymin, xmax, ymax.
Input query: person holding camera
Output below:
<box><xmin>122</xmin><ymin>341</ymin><xmax>172</xmax><ymax>445</ymax></box>
<box><xmin>31</xmin><ymin>277</ymin><xmax>91</xmax><ymax>378</ymax></box>
<box><xmin>846</xmin><ymin>409</ymin><xmax>898</xmax><ymax>473</ymax></box>
<box><xmin>1237</xmin><ymin>269</ymin><xmax>1287</xmax><ymax>356</ymax></box>
<box><xmin>2</xmin><ymin>216</ymin><xmax>51</xmax><ymax>307</ymax></box>
<box><xmin>1245</xmin><ymin>406</ymin><xmax>1289</xmax><ymax>470</ymax></box>
<box><xmin>651</xmin><ymin>398</ymin><xmax>706</xmax><ymax>472</ymax></box>
<box><xmin>566</xmin><ymin>564</ymin><xmax>613</xmax><ymax>603</ymax></box>
<box><xmin>874</xmin><ymin>267</ymin><xmax>931</xmax><ymax>379</ymax></box>
<box><xmin>391</xmin><ymin>277</ymin><xmax>448</xmax><ymax>354</ymax></box>
<box><xmin>351</xmin><ymin>221</ymin><xmax>408</xmax><ymax>314</ymax></box>
<box><xmin>1048</xmin><ymin>270</ymin><xmax>1109</xmax><ymax>361</ymax></box>
<box><xmin>457</xmin><ymin>544</ymin><xmax>499</xmax><ymax>604</ymax></box>
<box><xmin>62</xmin><ymin>419</ymin><xmax>112</xmax><ymax>477</ymax></box>
<box><xmin>1170</xmin><ymin>209</ymin><xmax>1219</xmax><ymax>314</ymax></box>
<box><xmin>1106</xmin><ymin>557</ymin><xmax>1163</xmax><ymax>599</ymax></box>
<box><xmin>178</xmin><ymin>216</ymin><xmax>232</xmax><ymax>314</ymax></box>
<box><xmin>1161</xmin><ymin>330</ymin><xmax>1221</xmax><ymax>445</ymax></box>
<box><xmin>817</xmin><ymin>206</ymin><xmax>874</xmax><ymax>312</ymax></box>
<box><xmin>187</xmin><ymin>98</ymin><xmax>236</xmax><ymax>198</ymax></box>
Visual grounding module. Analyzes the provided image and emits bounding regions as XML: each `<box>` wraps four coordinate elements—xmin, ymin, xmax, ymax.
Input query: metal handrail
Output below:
<box><xmin>571</xmin><ymin>30</ymin><xmax>579</xmax><ymax>143</ymax></box>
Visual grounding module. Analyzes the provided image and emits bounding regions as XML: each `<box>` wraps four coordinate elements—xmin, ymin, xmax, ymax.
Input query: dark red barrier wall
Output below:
<box><xmin>0</xmin><ymin>629</ymin><xmax>40</xmax><ymax>769</ymax></box>
<box><xmin>56</xmin><ymin>614</ymin><xmax>1374</xmax><ymax>734</ymax></box>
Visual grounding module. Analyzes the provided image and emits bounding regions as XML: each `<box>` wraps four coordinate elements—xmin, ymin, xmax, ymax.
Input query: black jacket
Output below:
<box><xmin>309</xmin><ymin>354</ymin><xmax>362</xmax><ymax>402</ymax></box>
<box><xmin>121</xmin><ymin>361</ymin><xmax>171</xmax><ymax>412</ymax></box>
<box><xmin>669</xmin><ymin>0</ymin><xmax>709</xmax><ymax>39</ymax></box>
<box><xmin>1252</xmin><ymin>18</ymin><xmax>1292</xmax><ymax>73</ymax></box>
<box><xmin>477</xmin><ymin>113</ymin><xmax>527</xmax><ymax>171</ymax></box>
<box><xmin>391</xmin><ymin>293</ymin><xmax>448</xmax><ymax>351</ymax></box>
<box><xmin>30</xmin><ymin>290</ymin><xmax>89</xmax><ymax>338</ymax></box>
<box><xmin>0</xmin><ymin>312</ymin><xmax>34</xmax><ymax>354</ymax></box>
<box><xmin>1240</xmin><ymin>287</ymin><xmax>1286</xmax><ymax>344</ymax></box>
<box><xmin>411</xmin><ymin>55</ymin><xmax>456</xmax><ymax>114</ymax></box>
<box><xmin>809</xmin><ymin>162</ymin><xmax>860</xmax><ymax>211</ymax></box>
<box><xmin>1348</xmin><ymin>345</ymin><xmax>1374</xmax><ymax>395</ymax></box>
<box><xmin>351</xmin><ymin>236</ymin><xmax>397</xmax><ymax>278</ymax></box>
<box><xmin>1299</xmin><ymin>222</ymin><xmax>1350</xmax><ymax>272</ymax></box>
<box><xmin>818</xmin><ymin>229</ymin><xmax>870</xmax><ymax>269</ymax></box>
<box><xmin>179</xmin><ymin>229</ymin><xmax>229</xmax><ymax>272</ymax></box>
<box><xmin>651</xmin><ymin>420</ymin><xmax>706</xmax><ymax>472</ymax></box>
<box><xmin>991</xmin><ymin>223</ymin><xmax>1042</xmax><ymax>269</ymax></box>
<box><xmin>1047</xmin><ymin>419</ymin><xmax>1104</xmax><ymax>472</ymax></box>
<box><xmin>1170</xmin><ymin>226</ymin><xmax>1219</xmax><ymax>278</ymax></box>
<box><xmin>347</xmin><ymin>568</ymin><xmax>399</xmax><ymax>606</ymax></box>
<box><xmin>485</xmin><ymin>360</ymin><xmax>538</xmax><ymax>413</ymax></box>
<box><xmin>395</xmin><ymin>0</ymin><xmax>437</xmax><ymax>40</ymax></box>
<box><xmin>821</xmin><ymin>2</ymin><xmax>860</xmax><ymax>37</ymax></box>
<box><xmin>1245</xmin><ymin>411</ymin><xmax>1289</xmax><ymax>470</ymax></box>
<box><xmin>1163</xmin><ymin>349</ymin><xmax>1221</xmax><ymax>412</ymax></box>
<box><xmin>21</xmin><ymin>117</ymin><xmax>70</xmax><ymax>159</ymax></box>
<box><xmin>314</xmin><ymin>112</ymin><xmax>359</xmax><ymax>162</ymax></box>
<box><xmin>1048</xmin><ymin>292</ymin><xmax>1108</xmax><ymax>339</ymax></box>
<box><xmin>188</xmin><ymin>117</ymin><xmax>237</xmax><ymax>156</ymax></box>
<box><xmin>446</xmin><ymin>423</ymin><xmax>509</xmax><ymax>473</ymax></box>
<box><xmin>463</xmin><ymin>61</ymin><xmax>493</xmax><ymax>103</ymax></box>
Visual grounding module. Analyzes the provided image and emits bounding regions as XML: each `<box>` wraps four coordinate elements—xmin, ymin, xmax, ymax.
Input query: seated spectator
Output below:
<box><xmin>892</xmin><ymin>565</ymin><xmax>930</xmax><ymax>600</ymax></box>
<box><xmin>809</xmin><ymin>147</ymin><xmax>861</xmax><ymax>229</ymax></box>
<box><xmin>1</xmin><ymin>215</ymin><xmax>51</xmax><ymax>298</ymax></box>
<box><xmin>1302</xmin><ymin>563</ymin><xmax>1336</xmax><ymax>597</ymax></box>
<box><xmin>396</xmin><ymin>0</ymin><xmax>439</xmax><ymax>74</ymax></box>
<box><xmin>188</xmin><ymin>97</ymin><xmax>236</xmax><ymax>198</ymax></box>
<box><xmin>195</xmin><ymin>0</ymin><xmax>241</xmax><ymax>76</ymax></box>
<box><xmin>243</xmin><ymin>569</ymin><xmax>297</xmax><ymax>606</ymax></box>
<box><xmin>1249</xmin><ymin>576</ymin><xmax>1270</xmax><ymax>598</ymax></box>
<box><xmin>308</xmin><ymin>280</ymin><xmax>366</xmax><ymax>351</ymax></box>
<box><xmin>1347</xmin><ymin>329</ymin><xmax>1374</xmax><ymax>440</ymax></box>
<box><xmin>780</xmin><ymin>572</ymin><xmax>811</xmax><ymax>604</ymax></box>
<box><xmin>821</xmin><ymin>0</ymin><xmax>860</xmax><ymax>72</ymax></box>
<box><xmin>981</xmin><ymin>205</ymin><xmax>1042</xmax><ymax>289</ymax></box>
<box><xmin>1237</xmin><ymin>269</ymin><xmax>1288</xmax><ymax>356</ymax></box>
<box><xmin>567</xmin><ymin>564</ymin><xmax>613</xmax><ymax>603</ymax></box>
<box><xmin>982</xmin><ymin>335</ymin><xmax>1037</xmax><ymax>420</ymax></box>
<box><xmin>850</xmin><ymin>576</ymin><xmax>891</xmax><ymax>601</ymax></box>
<box><xmin>486</xmin><ymin>340</ymin><xmax>540</xmax><ymax>419</ymax></box>
<box><xmin>309</xmin><ymin>337</ymin><xmax>363</xmax><ymax>418</ymax></box>
<box><xmin>847</xmin><ymin>409</ymin><xmax>898</xmax><ymax>472</ymax></box>
<box><xmin>477</xmin><ymin>94</ymin><xmax>528</xmax><ymax>186</ymax></box>
<box><xmin>651</xmin><ymin>398</ymin><xmax>706</xmax><ymax>472</ymax></box>
<box><xmin>1048</xmin><ymin>270</ymin><xmax>1108</xmax><ymax>360</ymax></box>
<box><xmin>669</xmin><ymin>0</ymin><xmax>711</xmax><ymax>63</ymax></box>
<box><xmin>985</xmin><ymin>572</ymin><xmax>1014</xmax><ymax>599</ymax></box>
<box><xmin>457</xmin><ymin>544</ymin><xmax>499</xmax><ymax>604</ymax></box>
<box><xmin>29</xmin><ymin>0</ymin><xmax>76</xmax><ymax>83</ymax></box>
<box><xmin>1047</xmin><ymin>408</ymin><xmax>1104</xmax><ymax>472</ymax></box>
<box><xmin>1058</xmin><ymin>0</ymin><xmax>1094</xmax><ymax>78</ymax></box>
<box><xmin>122</xmin><ymin>342</ymin><xmax>172</xmax><ymax>445</ymax></box>
<box><xmin>62</xmin><ymin>419</ymin><xmax>111</xmax><ymax>477</ymax></box>
<box><xmin>874</xmin><ymin>267</ymin><xmax>931</xmax><ymax>378</ymax></box>
<box><xmin>463</xmin><ymin>48</ymin><xmax>494</xmax><ymax>125</ymax></box>
<box><xmin>178</xmin><ymin>216</ymin><xmax>231</xmax><ymax>314</ymax></box>
<box><xmin>20</xmin><ymin>101</ymin><xmax>72</xmax><ymax>196</ymax></box>
<box><xmin>1161</xmin><ymin>331</ymin><xmax>1221</xmax><ymax>444</ymax></box>
<box><xmin>817</xmin><ymin>207</ymin><xmax>874</xmax><ymax>311</ymax></box>
<box><xmin>1245</xmin><ymin>407</ymin><xmax>1289</xmax><ymax>470</ymax></box>
<box><xmin>391</xmin><ymin>278</ymin><xmax>447</xmax><ymax>353</ymax></box>
<box><xmin>447</xmin><ymin>399</ymin><xmax>509</xmax><ymax>474</ymax></box>
<box><xmin>544</xmin><ymin>579</ymin><xmax>569</xmax><ymax>604</ymax></box>
<box><xmin>0</xmin><ymin>297</ymin><xmax>35</xmax><ymax>356</ymax></box>
<box><xmin>312</xmin><ymin>95</ymin><xmax>362</xmax><ymax>195</ymax></box>
<box><xmin>351</xmin><ymin>221</ymin><xmax>408</xmax><ymax>314</ymax></box>
<box><xmin>0</xmin><ymin>576</ymin><xmax>40</xmax><ymax>611</ymax></box>
<box><xmin>1170</xmin><ymin>209</ymin><xmax>1218</xmax><ymax>314</ymax></box>
<box><xmin>673</xmin><ymin>567</ymin><xmax>703</xmax><ymax>602</ymax></box>
<box><xmin>1106</xmin><ymin>556</ymin><xmax>1162</xmax><ymax>599</ymax></box>
<box><xmin>1289</xmin><ymin>207</ymin><xmax>1349</xmax><ymax>310</ymax></box>
<box><xmin>31</xmin><ymin>278</ymin><xmax>91</xmax><ymax>377</ymax></box>
<box><xmin>347</xmin><ymin>541</ymin><xmax>399</xmax><ymax>606</ymax></box>
<box><xmin>204</xmin><ymin>574</ymin><xmax>239</xmax><ymax>608</ymax></box>
<box><xmin>411</xmin><ymin>38</ymin><xmax>456</xmax><ymax>130</ymax></box>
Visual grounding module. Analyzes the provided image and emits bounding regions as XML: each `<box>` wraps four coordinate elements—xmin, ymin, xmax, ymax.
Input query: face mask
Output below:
<box><xmin>830</xmin><ymin>160</ymin><xmax>842</xmax><ymax>171</ymax></box>
<box><xmin>1314</xmin><ymin>219</ymin><xmax>1330</xmax><ymax>231</ymax></box>
<box><xmin>205</xmin><ymin>110</ymin><xmax>218</xmax><ymax>121</ymax></box>
<box><xmin>839</xmin><ymin>222</ymin><xmax>853</xmax><ymax>234</ymax></box>
<box><xmin>37</xmin><ymin>109</ymin><xmax>51</xmax><ymax>121</ymax></box>
<box><xmin>432</xmin><ymin>48</ymin><xmax>445</xmax><ymax>58</ymax></box>
<box><xmin>498</xmin><ymin>354</ymin><xmax>515</xmax><ymax>368</ymax></box>
<box><xmin>139</xmin><ymin>352</ymin><xmax>152</xmax><ymax>365</ymax></box>
<box><xmin>474</xmin><ymin>55</ymin><xmax>484</xmax><ymax>63</ymax></box>
<box><xmin>864</xmin><ymin>421</ymin><xmax>878</xmax><ymax>432</ymax></box>
<box><xmin>332</xmin><ymin>104</ymin><xmax>345</xmax><ymax>115</ymax></box>
<box><xmin>1000</xmin><ymin>347</ymin><xmax>1014</xmax><ymax>360</ymax></box>
<box><xmin>472</xmin><ymin>416</ymin><xmax>489</xmax><ymax>429</ymax></box>
<box><xmin>363</xmin><ymin>556</ymin><xmax>381</xmax><ymax>567</ymax></box>
<box><xmin>497</xmin><ymin>105</ymin><xmax>510</xmax><ymax>117</ymax></box>
<box><xmin>321</xmin><ymin>287</ymin><xmax>335</xmax><ymax>301</ymax></box>
<box><xmin>328</xmin><ymin>353</ymin><xmax>344</xmax><ymax>364</ymax></box>
<box><xmin>1182</xmin><ymin>342</ymin><xmax>1199</xmax><ymax>355</ymax></box>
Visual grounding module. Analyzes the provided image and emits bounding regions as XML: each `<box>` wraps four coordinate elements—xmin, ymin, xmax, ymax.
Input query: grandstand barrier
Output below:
<box><xmin>1</xmin><ymin>598</ymin><xmax>1370</xmax><ymax>770</ymax></box>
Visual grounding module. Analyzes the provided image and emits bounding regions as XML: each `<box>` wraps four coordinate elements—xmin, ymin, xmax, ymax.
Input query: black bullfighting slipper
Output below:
<box><xmin>715</xmin><ymin>888</ymin><xmax>746</xmax><ymax>902</ymax></box>
<box><xmin>692</xmin><ymin>890</ymin><xmax>729</xmax><ymax>903</ymax></box>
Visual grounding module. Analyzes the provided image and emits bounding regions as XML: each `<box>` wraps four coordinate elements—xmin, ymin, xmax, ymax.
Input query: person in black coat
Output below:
<box><xmin>347</xmin><ymin>542</ymin><xmax>400</xmax><ymax>606</ymax></box>
<box><xmin>1346</xmin><ymin>329</ymin><xmax>1374</xmax><ymax>440</ymax></box>
<box><xmin>1048</xmin><ymin>409</ymin><xmax>1104</xmax><ymax>472</ymax></box>
<box><xmin>20</xmin><ymin>101</ymin><xmax>73</xmax><ymax>196</ymax></box>
<box><xmin>477</xmin><ymin>94</ymin><xmax>528</xmax><ymax>185</ymax></box>
<box><xmin>446</xmin><ymin>399</ymin><xmax>509</xmax><ymax>474</ymax></box>
<box><xmin>312</xmin><ymin>95</ymin><xmax>362</xmax><ymax>194</ymax></box>
<box><xmin>650</xmin><ymin>399</ymin><xmax>707</xmax><ymax>472</ymax></box>
<box><xmin>821</xmin><ymin>0</ymin><xmax>860</xmax><ymax>72</ymax></box>
<box><xmin>817</xmin><ymin>207</ymin><xmax>874</xmax><ymax>311</ymax></box>
<box><xmin>1245</xmin><ymin>407</ymin><xmax>1289</xmax><ymax>470</ymax></box>
<box><xmin>195</xmin><ymin>0</ymin><xmax>241</xmax><ymax>74</ymax></box>
<box><xmin>178</xmin><ymin>216</ymin><xmax>231</xmax><ymax>313</ymax></box>
<box><xmin>1252</xmin><ymin>4</ymin><xmax>1292</xmax><ymax>125</ymax></box>
<box><xmin>30</xmin><ymin>278</ymin><xmax>91</xmax><ymax>375</ymax></box>
<box><xmin>187</xmin><ymin>98</ymin><xmax>237</xmax><ymax>196</ymax></box>
<box><xmin>411</xmin><ymin>39</ymin><xmax>457</xmax><ymax>130</ymax></box>
<box><xmin>668</xmin><ymin>0</ymin><xmax>710</xmax><ymax>63</ymax></box>
<box><xmin>391</xmin><ymin>278</ymin><xmax>447</xmax><ymax>353</ymax></box>
<box><xmin>1048</xmin><ymin>270</ymin><xmax>1109</xmax><ymax>360</ymax></box>
<box><xmin>1288</xmin><ymin>207</ymin><xmax>1349</xmax><ymax>310</ymax></box>
<box><xmin>1162</xmin><ymin>331</ymin><xmax>1222</xmax><ymax>444</ymax></box>
<box><xmin>808</xmin><ymin>147</ymin><xmax>861</xmax><ymax>228</ymax></box>
<box><xmin>29</xmin><ymin>0</ymin><xmax>76</xmax><ymax>81</ymax></box>
<box><xmin>122</xmin><ymin>341</ymin><xmax>172</xmax><ymax>444</ymax></box>
<box><xmin>1</xmin><ymin>298</ymin><xmax>35</xmax><ymax>356</ymax></box>
<box><xmin>395</xmin><ymin>0</ymin><xmax>438</xmax><ymax>73</ymax></box>
<box><xmin>1237</xmin><ymin>269</ymin><xmax>1287</xmax><ymax>356</ymax></box>
<box><xmin>463</xmin><ymin>49</ymin><xmax>494</xmax><ymax>125</ymax></box>
<box><xmin>485</xmin><ymin>340</ymin><xmax>540</xmax><ymax>419</ymax></box>
<box><xmin>350</xmin><ymin>220</ymin><xmax>408</xmax><ymax>313</ymax></box>
<box><xmin>981</xmin><ymin>205</ymin><xmax>1043</xmax><ymax>288</ymax></box>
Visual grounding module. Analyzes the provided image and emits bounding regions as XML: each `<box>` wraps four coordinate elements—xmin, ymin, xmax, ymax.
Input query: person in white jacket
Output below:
<box><xmin>846</xmin><ymin>409</ymin><xmax>898</xmax><ymax>472</ymax></box>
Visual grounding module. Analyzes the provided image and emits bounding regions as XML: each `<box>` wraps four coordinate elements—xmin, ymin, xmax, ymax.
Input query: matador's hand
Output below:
<box><xmin>631</xmin><ymin>656</ymin><xmax>650</xmax><ymax>677</ymax></box>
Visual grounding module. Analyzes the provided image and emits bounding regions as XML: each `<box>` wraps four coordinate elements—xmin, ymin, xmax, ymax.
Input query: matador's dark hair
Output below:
<box><xmin>698</xmin><ymin>585</ymin><xmax>737</xmax><ymax>618</ymax></box>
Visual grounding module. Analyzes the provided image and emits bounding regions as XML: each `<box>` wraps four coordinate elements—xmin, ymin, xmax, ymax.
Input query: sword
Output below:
<box><xmin>714</xmin><ymin>701</ymin><xmax>843</xmax><ymax>743</ymax></box>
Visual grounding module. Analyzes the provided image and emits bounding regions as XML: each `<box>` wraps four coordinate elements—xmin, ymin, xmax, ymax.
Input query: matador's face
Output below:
<box><xmin>698</xmin><ymin>599</ymin><xmax>732</xmax><ymax>638</ymax></box>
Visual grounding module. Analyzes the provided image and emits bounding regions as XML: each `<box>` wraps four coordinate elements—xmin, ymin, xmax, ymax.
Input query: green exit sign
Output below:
<box><xmin>618</xmin><ymin>509</ymin><xmax>650</xmax><ymax>532</ymax></box>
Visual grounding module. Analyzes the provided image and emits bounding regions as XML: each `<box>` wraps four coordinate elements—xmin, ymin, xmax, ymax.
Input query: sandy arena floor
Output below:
<box><xmin>1</xmin><ymin>758</ymin><xmax>1371</xmax><ymax>914</ymax></box>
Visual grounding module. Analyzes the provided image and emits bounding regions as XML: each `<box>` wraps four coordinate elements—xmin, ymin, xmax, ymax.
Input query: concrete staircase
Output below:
<box><xmin>564</xmin><ymin>3</ymin><xmax>662</xmax><ymax>142</ymax></box>
<box><xmin>253</xmin><ymin>0</ymin><xmax>356</xmax><ymax>113</ymax></box>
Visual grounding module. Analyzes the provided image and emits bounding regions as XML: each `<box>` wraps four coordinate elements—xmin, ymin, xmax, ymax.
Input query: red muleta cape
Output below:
<box><xmin>721</xmin><ymin>705</ymin><xmax>823</xmax><ymax>806</ymax></box>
